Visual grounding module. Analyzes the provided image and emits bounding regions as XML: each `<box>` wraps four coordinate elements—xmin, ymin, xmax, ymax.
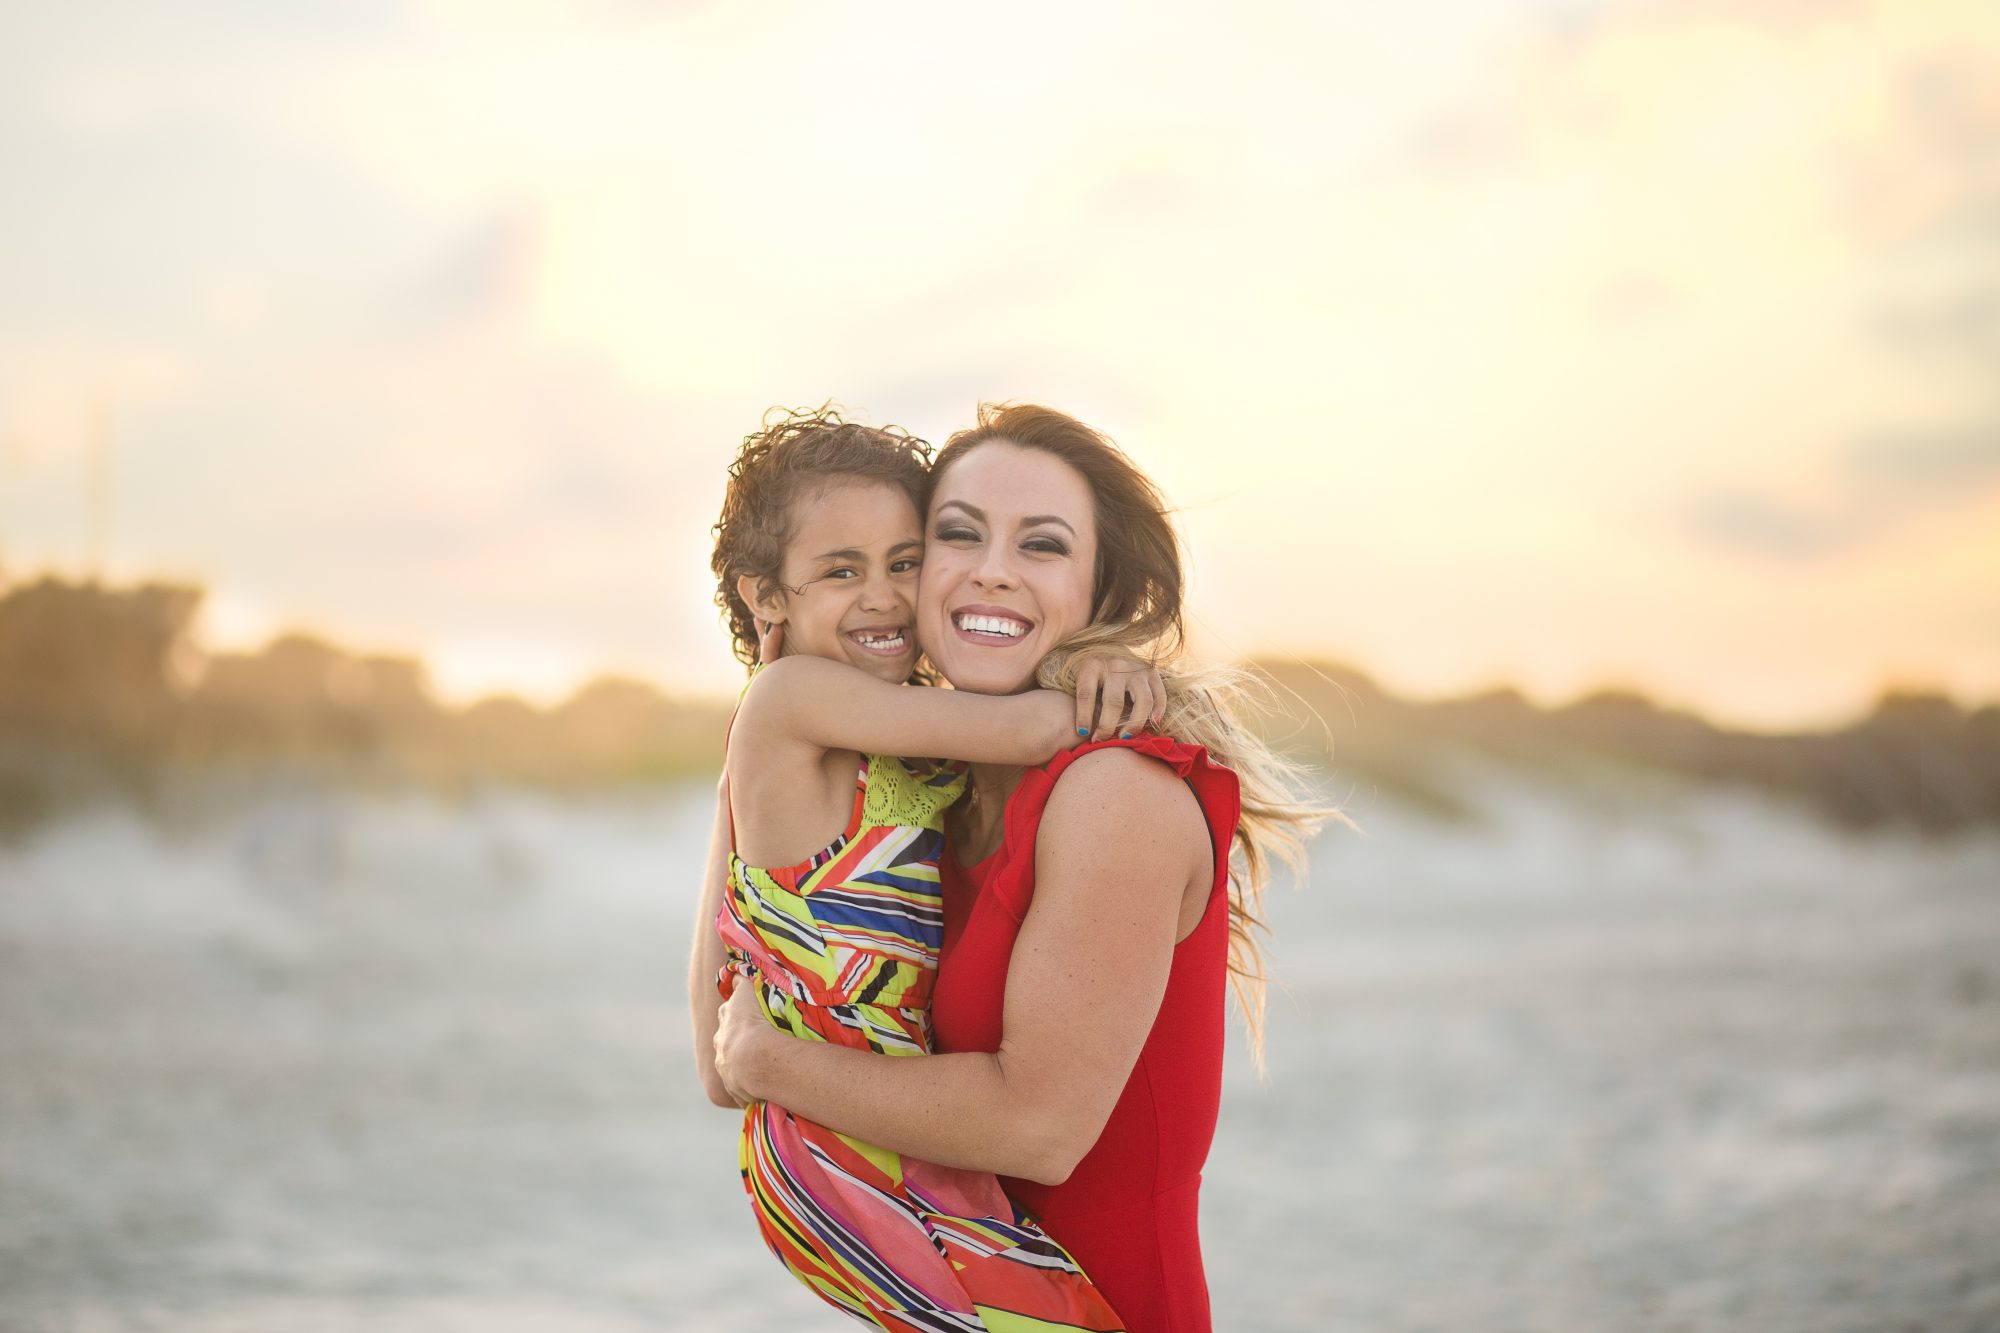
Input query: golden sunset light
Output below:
<box><xmin>7</xmin><ymin>8</ymin><xmax>2000</xmax><ymax>1329</ymax></box>
<box><xmin>3</xmin><ymin>0</ymin><xmax>1995</xmax><ymax>728</ymax></box>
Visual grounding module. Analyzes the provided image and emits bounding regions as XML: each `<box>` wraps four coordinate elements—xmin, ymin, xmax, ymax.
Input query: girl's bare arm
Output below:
<box><xmin>743</xmin><ymin>620</ymin><xmax>1163</xmax><ymax>755</ymax></box>
<box><xmin>733</xmin><ymin>655</ymin><xmax>1086</xmax><ymax>766</ymax></box>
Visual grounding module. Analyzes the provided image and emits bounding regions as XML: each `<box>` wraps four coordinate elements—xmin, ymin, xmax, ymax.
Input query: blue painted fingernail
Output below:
<box><xmin>1078</xmin><ymin>727</ymin><xmax>1090</xmax><ymax>736</ymax></box>
<box><xmin>1120</xmin><ymin>730</ymin><xmax>1132</xmax><ymax>739</ymax></box>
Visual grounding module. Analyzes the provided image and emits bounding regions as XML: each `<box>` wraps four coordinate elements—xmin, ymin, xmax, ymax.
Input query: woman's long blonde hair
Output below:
<box><xmin>929</xmin><ymin>404</ymin><xmax>1343</xmax><ymax>1066</ymax></box>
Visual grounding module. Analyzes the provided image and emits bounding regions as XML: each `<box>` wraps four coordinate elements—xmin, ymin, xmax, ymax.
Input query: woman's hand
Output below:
<box><xmin>689</xmin><ymin>774</ymin><xmax>741</xmax><ymax>1109</ymax></box>
<box><xmin>1070</xmin><ymin>650</ymin><xmax>1166</xmax><ymax>742</ymax></box>
<box><xmin>713</xmin><ymin>979</ymin><xmax>773</xmax><ymax>1107</ymax></box>
<box><xmin>694</xmin><ymin>748</ymin><xmax>1208</xmax><ymax>1184</ymax></box>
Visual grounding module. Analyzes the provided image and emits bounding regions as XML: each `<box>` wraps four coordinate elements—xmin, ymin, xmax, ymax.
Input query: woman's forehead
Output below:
<box><xmin>930</xmin><ymin>443</ymin><xmax>1093</xmax><ymax>527</ymax></box>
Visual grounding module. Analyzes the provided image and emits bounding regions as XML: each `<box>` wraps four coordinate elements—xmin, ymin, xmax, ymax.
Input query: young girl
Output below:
<box><xmin>689</xmin><ymin>408</ymin><xmax>1157</xmax><ymax>1331</ymax></box>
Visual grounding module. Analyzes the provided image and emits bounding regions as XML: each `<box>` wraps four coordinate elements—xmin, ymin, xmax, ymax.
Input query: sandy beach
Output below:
<box><xmin>2</xmin><ymin>762</ymin><xmax>1995</xmax><ymax>1331</ymax></box>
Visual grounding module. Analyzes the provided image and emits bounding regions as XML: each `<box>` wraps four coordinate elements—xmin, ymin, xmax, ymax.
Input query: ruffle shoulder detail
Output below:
<box><xmin>985</xmin><ymin>733</ymin><xmax>1243</xmax><ymax>922</ymax></box>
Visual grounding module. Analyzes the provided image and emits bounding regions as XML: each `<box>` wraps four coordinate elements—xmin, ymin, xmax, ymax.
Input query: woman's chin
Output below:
<box><xmin>932</xmin><ymin>651</ymin><xmax>1037</xmax><ymax>696</ymax></box>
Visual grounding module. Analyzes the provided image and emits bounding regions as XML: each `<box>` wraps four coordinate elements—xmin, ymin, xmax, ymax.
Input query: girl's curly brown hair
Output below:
<box><xmin>710</xmin><ymin>404</ymin><xmax>934</xmax><ymax>673</ymax></box>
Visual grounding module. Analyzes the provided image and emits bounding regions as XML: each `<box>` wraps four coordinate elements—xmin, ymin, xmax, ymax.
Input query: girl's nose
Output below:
<box><xmin>857</xmin><ymin>567</ymin><xmax>906</xmax><ymax>611</ymax></box>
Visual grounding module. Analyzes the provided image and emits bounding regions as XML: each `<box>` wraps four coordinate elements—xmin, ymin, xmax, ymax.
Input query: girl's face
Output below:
<box><xmin>757</xmin><ymin>479</ymin><xmax>923</xmax><ymax>683</ymax></box>
<box><xmin>917</xmin><ymin>442</ymin><xmax>1098</xmax><ymax>696</ymax></box>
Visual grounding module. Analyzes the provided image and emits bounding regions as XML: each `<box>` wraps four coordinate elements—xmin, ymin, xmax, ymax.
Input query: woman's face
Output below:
<box><xmin>918</xmin><ymin>442</ymin><xmax>1098</xmax><ymax>696</ymax></box>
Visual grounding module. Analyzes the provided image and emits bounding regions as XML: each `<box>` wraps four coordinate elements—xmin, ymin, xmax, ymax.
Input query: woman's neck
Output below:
<box><xmin>955</xmin><ymin>760</ymin><xmax>1027</xmax><ymax>863</ymax></box>
<box><xmin>967</xmin><ymin>760</ymin><xmax>1025</xmax><ymax>803</ymax></box>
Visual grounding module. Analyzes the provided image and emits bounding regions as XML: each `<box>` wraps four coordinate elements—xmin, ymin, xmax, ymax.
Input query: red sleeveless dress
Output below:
<box><xmin>931</xmin><ymin>735</ymin><xmax>1243</xmax><ymax>1333</ymax></box>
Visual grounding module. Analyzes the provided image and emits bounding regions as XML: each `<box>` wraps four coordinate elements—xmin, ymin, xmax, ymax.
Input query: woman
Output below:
<box><xmin>702</xmin><ymin>404</ymin><xmax>1324</xmax><ymax>1331</ymax></box>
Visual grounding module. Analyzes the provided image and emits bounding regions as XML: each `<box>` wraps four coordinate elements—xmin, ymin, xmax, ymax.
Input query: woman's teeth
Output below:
<box><xmin>954</xmin><ymin>613</ymin><xmax>1028</xmax><ymax>639</ymax></box>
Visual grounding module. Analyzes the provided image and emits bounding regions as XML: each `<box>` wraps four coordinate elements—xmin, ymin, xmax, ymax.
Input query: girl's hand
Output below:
<box><xmin>713</xmin><ymin>979</ymin><xmax>773</xmax><ymax>1106</ymax></box>
<box><xmin>1071</xmin><ymin>651</ymin><xmax>1166</xmax><ymax>742</ymax></box>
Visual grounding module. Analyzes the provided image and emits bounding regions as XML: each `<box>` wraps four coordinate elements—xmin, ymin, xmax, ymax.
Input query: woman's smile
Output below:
<box><xmin>950</xmin><ymin>604</ymin><xmax>1035</xmax><ymax>644</ymax></box>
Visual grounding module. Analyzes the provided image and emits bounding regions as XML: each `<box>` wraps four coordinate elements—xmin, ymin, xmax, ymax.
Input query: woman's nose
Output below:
<box><xmin>971</xmin><ymin>546</ymin><xmax>1019</xmax><ymax>590</ymax></box>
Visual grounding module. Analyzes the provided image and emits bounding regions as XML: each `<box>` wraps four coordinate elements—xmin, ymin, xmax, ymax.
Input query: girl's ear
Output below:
<box><xmin>736</xmin><ymin>573</ymin><xmax>787</xmax><ymax>625</ymax></box>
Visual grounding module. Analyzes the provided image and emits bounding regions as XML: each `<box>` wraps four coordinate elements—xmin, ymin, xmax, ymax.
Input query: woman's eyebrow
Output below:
<box><xmin>936</xmin><ymin>499</ymin><xmax>1076</xmax><ymax>538</ymax></box>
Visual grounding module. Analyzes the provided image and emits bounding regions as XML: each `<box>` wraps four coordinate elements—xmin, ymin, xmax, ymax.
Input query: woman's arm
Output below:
<box><xmin>688</xmin><ymin>770</ymin><xmax>740</xmax><ymax>1108</ymax></box>
<box><xmin>737</xmin><ymin>654</ymin><xmax>1089</xmax><ymax>767</ymax></box>
<box><xmin>713</xmin><ymin>748</ymin><xmax>1210</xmax><ymax>1183</ymax></box>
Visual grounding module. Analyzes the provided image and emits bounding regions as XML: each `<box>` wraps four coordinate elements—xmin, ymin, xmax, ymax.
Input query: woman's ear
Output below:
<box><xmin>736</xmin><ymin>573</ymin><xmax>787</xmax><ymax>626</ymax></box>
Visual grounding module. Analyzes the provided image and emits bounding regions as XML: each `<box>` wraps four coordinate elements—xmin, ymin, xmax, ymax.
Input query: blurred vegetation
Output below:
<box><xmin>1251</xmin><ymin>661</ymin><xmax>2000</xmax><ymax>835</ymax></box>
<box><xmin>1</xmin><ymin>571</ymin><xmax>1994</xmax><ymax>836</ymax></box>
<box><xmin>0</xmin><ymin>571</ymin><xmax>731</xmax><ymax>835</ymax></box>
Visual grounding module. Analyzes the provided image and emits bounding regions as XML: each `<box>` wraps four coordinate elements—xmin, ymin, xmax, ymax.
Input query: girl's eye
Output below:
<box><xmin>934</xmin><ymin>526</ymin><xmax>978</xmax><ymax>543</ymax></box>
<box><xmin>825</xmin><ymin>567</ymin><xmax>858</xmax><ymax>580</ymax></box>
<box><xmin>891</xmin><ymin>557</ymin><xmax>922</xmax><ymax>574</ymax></box>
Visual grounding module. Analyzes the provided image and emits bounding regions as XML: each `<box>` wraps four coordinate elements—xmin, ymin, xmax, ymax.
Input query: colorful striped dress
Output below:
<box><xmin>715</xmin><ymin>748</ymin><xmax>1125</xmax><ymax>1332</ymax></box>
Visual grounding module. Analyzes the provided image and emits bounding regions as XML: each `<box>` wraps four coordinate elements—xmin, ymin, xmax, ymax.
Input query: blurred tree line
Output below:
<box><xmin>0</xmin><ymin>571</ymin><xmax>730</xmax><ymax>830</ymax></box>
<box><xmin>1254</xmin><ymin>662</ymin><xmax>2000</xmax><ymax>834</ymax></box>
<box><xmin>1</xmin><ymin>570</ymin><xmax>1994</xmax><ymax>834</ymax></box>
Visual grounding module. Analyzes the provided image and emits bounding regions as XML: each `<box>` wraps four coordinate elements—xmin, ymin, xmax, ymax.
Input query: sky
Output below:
<box><xmin>1</xmin><ymin>0</ymin><xmax>1996</xmax><ymax>730</ymax></box>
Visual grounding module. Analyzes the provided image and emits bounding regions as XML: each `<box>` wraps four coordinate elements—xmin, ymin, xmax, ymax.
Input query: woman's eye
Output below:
<box><xmin>934</xmin><ymin>526</ymin><xmax>978</xmax><ymax>543</ymax></box>
<box><xmin>1023</xmin><ymin>538</ymin><xmax>1069</xmax><ymax>555</ymax></box>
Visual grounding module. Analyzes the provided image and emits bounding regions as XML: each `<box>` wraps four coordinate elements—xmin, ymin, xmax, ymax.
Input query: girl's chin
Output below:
<box><xmin>850</xmin><ymin>652</ymin><xmax>917</xmax><ymax>680</ymax></box>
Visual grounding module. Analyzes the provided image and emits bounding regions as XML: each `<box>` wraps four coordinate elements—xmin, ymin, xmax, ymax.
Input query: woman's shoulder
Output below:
<box><xmin>1035</xmin><ymin>749</ymin><xmax>1202</xmax><ymax>860</ymax></box>
<box><xmin>1045</xmin><ymin>743</ymin><xmax>1189</xmax><ymax>797</ymax></box>
<box><xmin>975</xmin><ymin>736</ymin><xmax>1239</xmax><ymax>920</ymax></box>
<box><xmin>1021</xmin><ymin>735</ymin><xmax>1239</xmax><ymax>840</ymax></box>
<box><xmin>1043</xmin><ymin>732</ymin><xmax>1229</xmax><ymax>783</ymax></box>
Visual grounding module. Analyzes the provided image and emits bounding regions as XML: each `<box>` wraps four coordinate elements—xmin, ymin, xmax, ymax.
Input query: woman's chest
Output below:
<box><xmin>931</xmin><ymin>855</ymin><xmax>1020</xmax><ymax>1055</ymax></box>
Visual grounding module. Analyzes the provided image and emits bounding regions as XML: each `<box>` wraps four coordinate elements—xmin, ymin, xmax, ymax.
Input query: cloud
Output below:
<box><xmin>1868</xmin><ymin>279</ymin><xmax>2000</xmax><ymax>364</ymax></box>
<box><xmin>1847</xmin><ymin>427</ymin><xmax>2000</xmax><ymax>495</ymax></box>
<box><xmin>7</xmin><ymin>0</ymin><xmax>2000</xmax><ymax>716</ymax></box>
<box><xmin>1681</xmin><ymin>424</ymin><xmax>2000</xmax><ymax>560</ymax></box>
<box><xmin>1680</xmin><ymin>489</ymin><xmax>1860</xmax><ymax>560</ymax></box>
<box><xmin>399</xmin><ymin>206</ymin><xmax>544</xmax><ymax>331</ymax></box>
